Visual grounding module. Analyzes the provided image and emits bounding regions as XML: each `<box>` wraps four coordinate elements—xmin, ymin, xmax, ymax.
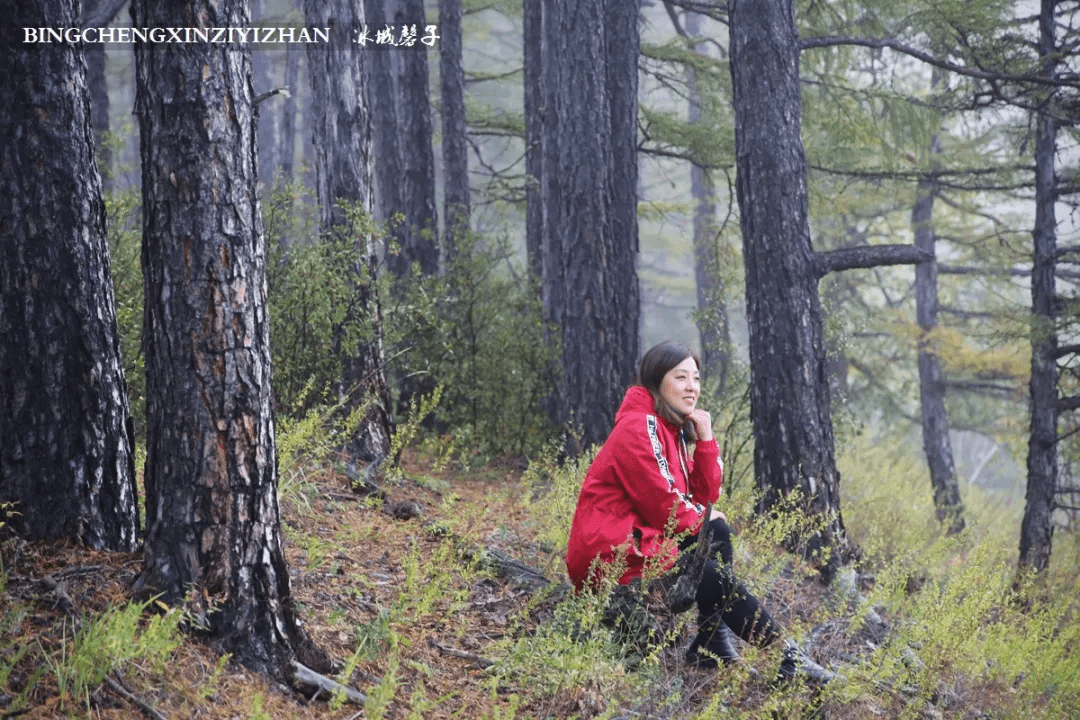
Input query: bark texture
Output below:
<box><xmin>523</xmin><ymin>0</ymin><xmax>544</xmax><ymax>281</ymax></box>
<box><xmin>252</xmin><ymin>0</ymin><xmax>280</xmax><ymax>186</ymax></box>
<box><xmin>913</xmin><ymin>133</ymin><xmax>965</xmax><ymax>536</ymax></box>
<box><xmin>365</xmin><ymin>0</ymin><xmax>440</xmax><ymax>277</ymax></box>
<box><xmin>304</xmin><ymin>0</ymin><xmax>394</xmax><ymax>462</ymax></box>
<box><xmin>80</xmin><ymin>0</ymin><xmax>127</xmax><ymax>189</ymax></box>
<box><xmin>277</xmin><ymin>44</ymin><xmax>301</xmax><ymax>184</ymax></box>
<box><xmin>0</xmin><ymin>0</ymin><xmax>138</xmax><ymax>551</ymax></box>
<box><xmin>686</xmin><ymin>10</ymin><xmax>730</xmax><ymax>393</ymax></box>
<box><xmin>728</xmin><ymin>0</ymin><xmax>848</xmax><ymax>577</ymax></box>
<box><xmin>535</xmin><ymin>0</ymin><xmax>641</xmax><ymax>451</ymax></box>
<box><xmin>132</xmin><ymin>0</ymin><xmax>326</xmax><ymax>679</ymax></box>
<box><xmin>439</xmin><ymin>0</ymin><xmax>470</xmax><ymax>260</ymax></box>
<box><xmin>1020</xmin><ymin>0</ymin><xmax>1059</xmax><ymax>574</ymax></box>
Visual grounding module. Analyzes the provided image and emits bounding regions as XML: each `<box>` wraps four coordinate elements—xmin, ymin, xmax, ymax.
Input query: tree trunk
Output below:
<box><xmin>252</xmin><ymin>0</ymin><xmax>280</xmax><ymax>188</ymax></box>
<box><xmin>523</xmin><ymin>0</ymin><xmax>545</xmax><ymax>281</ymax></box>
<box><xmin>391</xmin><ymin>0</ymin><xmax>439</xmax><ymax>275</ymax></box>
<box><xmin>728</xmin><ymin>0</ymin><xmax>849</xmax><ymax>578</ymax></box>
<box><xmin>132</xmin><ymin>0</ymin><xmax>328</xmax><ymax>680</ymax></box>
<box><xmin>439</xmin><ymin>0</ymin><xmax>470</xmax><ymax>261</ymax></box>
<box><xmin>81</xmin><ymin>0</ymin><xmax>126</xmax><ymax>188</ymax></box>
<box><xmin>1020</xmin><ymin>0</ymin><xmax>1059</xmax><ymax>574</ymax></box>
<box><xmin>304</xmin><ymin>0</ymin><xmax>395</xmax><ymax>463</ymax></box>
<box><xmin>686</xmin><ymin>10</ymin><xmax>731</xmax><ymax>394</ymax></box>
<box><xmin>84</xmin><ymin>43</ymin><xmax>110</xmax><ymax>186</ymax></box>
<box><xmin>913</xmin><ymin>128</ymin><xmax>965</xmax><ymax>535</ymax></box>
<box><xmin>81</xmin><ymin>0</ymin><xmax>127</xmax><ymax>187</ymax></box>
<box><xmin>277</xmin><ymin>43</ymin><xmax>300</xmax><ymax>184</ymax></box>
<box><xmin>542</xmin><ymin>0</ymin><xmax>641</xmax><ymax>452</ymax></box>
<box><xmin>366</xmin><ymin>0</ymin><xmax>440</xmax><ymax>278</ymax></box>
<box><xmin>365</xmin><ymin>0</ymin><xmax>403</xmax><ymax>250</ymax></box>
<box><xmin>0</xmin><ymin>0</ymin><xmax>138</xmax><ymax>551</ymax></box>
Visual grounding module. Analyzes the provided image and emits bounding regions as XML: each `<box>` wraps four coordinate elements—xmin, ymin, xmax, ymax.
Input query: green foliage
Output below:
<box><xmin>383</xmin><ymin>230</ymin><xmax>559</xmax><ymax>460</ymax></box>
<box><xmin>362</xmin><ymin>652</ymin><xmax>401</xmax><ymax>720</ymax></box>
<box><xmin>385</xmin><ymin>386</ymin><xmax>444</xmax><ymax>479</ymax></box>
<box><xmin>519</xmin><ymin>444</ymin><xmax>597</xmax><ymax>554</ymax></box>
<box><xmin>491</xmin><ymin>587</ymin><xmax>637</xmax><ymax>711</ymax></box>
<box><xmin>104</xmin><ymin>187</ymin><xmax>146</xmax><ymax>442</ymax></box>
<box><xmin>266</xmin><ymin>187</ymin><xmax>557</xmax><ymax>461</ymax></box>
<box><xmin>0</xmin><ymin>601</ymin><xmax>40</xmax><ymax>714</ymax></box>
<box><xmin>39</xmin><ymin>597</ymin><xmax>185</xmax><ymax>712</ymax></box>
<box><xmin>265</xmin><ymin>184</ymin><xmax>366</xmax><ymax>416</ymax></box>
<box><xmin>276</xmin><ymin>398</ymin><xmax>366</xmax><ymax>512</ymax></box>
<box><xmin>834</xmin><ymin>431</ymin><xmax>1080</xmax><ymax>716</ymax></box>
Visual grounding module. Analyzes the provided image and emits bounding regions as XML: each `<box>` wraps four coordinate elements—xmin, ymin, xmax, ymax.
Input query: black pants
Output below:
<box><xmin>680</xmin><ymin>517</ymin><xmax>780</xmax><ymax>646</ymax></box>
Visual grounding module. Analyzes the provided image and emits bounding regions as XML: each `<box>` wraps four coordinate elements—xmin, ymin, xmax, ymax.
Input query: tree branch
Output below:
<box><xmin>938</xmin><ymin>264</ymin><xmax>1029</xmax><ymax>277</ymax></box>
<box><xmin>1057</xmin><ymin>244</ymin><xmax>1080</xmax><ymax>259</ymax></box>
<box><xmin>938</xmin><ymin>305</ymin><xmax>1001</xmax><ymax>320</ymax></box>
<box><xmin>1059</xmin><ymin>396</ymin><xmax>1080</xmax><ymax>412</ymax></box>
<box><xmin>655</xmin><ymin>0</ymin><xmax>728</xmax><ymax>24</ymax></box>
<box><xmin>1054</xmin><ymin>343</ymin><xmax>1080</xmax><ymax>360</ymax></box>
<box><xmin>943</xmin><ymin>380</ymin><xmax>1021</xmax><ymax>398</ymax></box>
<box><xmin>808</xmin><ymin>163</ymin><xmax>1035</xmax><ymax>192</ymax></box>
<box><xmin>430</xmin><ymin>638</ymin><xmax>495</xmax><ymax>668</ymax></box>
<box><xmin>815</xmin><ymin>244</ymin><xmax>930</xmax><ymax>277</ymax></box>
<box><xmin>105</xmin><ymin>671</ymin><xmax>167</xmax><ymax>720</ymax></box>
<box><xmin>800</xmin><ymin>35</ymin><xmax>1080</xmax><ymax>89</ymax></box>
<box><xmin>290</xmin><ymin>661</ymin><xmax>366</xmax><ymax>706</ymax></box>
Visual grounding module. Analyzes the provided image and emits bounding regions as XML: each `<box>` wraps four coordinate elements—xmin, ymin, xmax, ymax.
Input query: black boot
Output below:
<box><xmin>775</xmin><ymin>639</ymin><xmax>838</xmax><ymax>685</ymax></box>
<box><xmin>686</xmin><ymin>622</ymin><xmax>740</xmax><ymax>669</ymax></box>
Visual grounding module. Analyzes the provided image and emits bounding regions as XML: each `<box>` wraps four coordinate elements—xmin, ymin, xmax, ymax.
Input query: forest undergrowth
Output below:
<box><xmin>0</xmin><ymin>420</ymin><xmax>1078</xmax><ymax>720</ymax></box>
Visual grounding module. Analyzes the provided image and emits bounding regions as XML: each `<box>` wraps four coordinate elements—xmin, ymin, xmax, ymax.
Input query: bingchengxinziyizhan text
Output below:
<box><xmin>23</xmin><ymin>25</ymin><xmax>440</xmax><ymax>46</ymax></box>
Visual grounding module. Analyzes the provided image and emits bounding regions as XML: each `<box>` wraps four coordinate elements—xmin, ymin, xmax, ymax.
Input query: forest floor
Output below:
<box><xmin>0</xmin><ymin>450</ymin><xmax>1027</xmax><ymax>719</ymax></box>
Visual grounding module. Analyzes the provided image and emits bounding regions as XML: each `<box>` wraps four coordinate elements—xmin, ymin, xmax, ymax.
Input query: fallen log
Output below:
<box><xmin>290</xmin><ymin>661</ymin><xmax>366</xmax><ymax>706</ymax></box>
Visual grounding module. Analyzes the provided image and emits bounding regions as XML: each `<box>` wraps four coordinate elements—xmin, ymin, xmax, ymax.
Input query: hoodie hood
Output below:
<box><xmin>614</xmin><ymin>385</ymin><xmax>661</xmax><ymax>423</ymax></box>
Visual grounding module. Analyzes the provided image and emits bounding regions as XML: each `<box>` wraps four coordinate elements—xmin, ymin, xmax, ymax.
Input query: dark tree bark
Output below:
<box><xmin>365</xmin><ymin>0</ymin><xmax>403</xmax><ymax>249</ymax></box>
<box><xmin>277</xmin><ymin>43</ymin><xmax>301</xmax><ymax>184</ymax></box>
<box><xmin>913</xmin><ymin>129</ymin><xmax>965</xmax><ymax>536</ymax></box>
<box><xmin>539</xmin><ymin>0</ymin><xmax>641</xmax><ymax>452</ymax></box>
<box><xmin>84</xmin><ymin>54</ymin><xmax>111</xmax><ymax>186</ymax></box>
<box><xmin>84</xmin><ymin>44</ymin><xmax>110</xmax><ymax>184</ymax></box>
<box><xmin>684</xmin><ymin>9</ymin><xmax>731</xmax><ymax>394</ymax></box>
<box><xmin>391</xmin><ymin>0</ymin><xmax>439</xmax><ymax>276</ymax></box>
<box><xmin>1020</xmin><ymin>0</ymin><xmax>1059</xmax><ymax>574</ymax></box>
<box><xmin>439</xmin><ymin>0</ymin><xmax>470</xmax><ymax>261</ymax></box>
<box><xmin>728</xmin><ymin>0</ymin><xmax>849</xmax><ymax>578</ymax></box>
<box><xmin>365</xmin><ymin>0</ymin><xmax>440</xmax><ymax>278</ymax></box>
<box><xmin>252</xmin><ymin>0</ymin><xmax>281</xmax><ymax>187</ymax></box>
<box><xmin>0</xmin><ymin>0</ymin><xmax>138</xmax><ymax>551</ymax></box>
<box><xmin>304</xmin><ymin>0</ymin><xmax>394</xmax><ymax>463</ymax></box>
<box><xmin>523</xmin><ymin>0</ymin><xmax>545</xmax><ymax>281</ymax></box>
<box><xmin>132</xmin><ymin>0</ymin><xmax>327</xmax><ymax>680</ymax></box>
<box><xmin>81</xmin><ymin>0</ymin><xmax>126</xmax><ymax>188</ymax></box>
<box><xmin>815</xmin><ymin>244</ymin><xmax>929</xmax><ymax>274</ymax></box>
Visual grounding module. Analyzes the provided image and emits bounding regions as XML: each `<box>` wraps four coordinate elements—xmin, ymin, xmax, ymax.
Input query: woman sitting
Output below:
<box><xmin>565</xmin><ymin>340</ymin><xmax>834</xmax><ymax>682</ymax></box>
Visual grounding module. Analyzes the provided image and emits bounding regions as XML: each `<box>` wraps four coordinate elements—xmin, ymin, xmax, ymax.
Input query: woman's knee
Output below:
<box><xmin>708</xmin><ymin>517</ymin><xmax>734</xmax><ymax>566</ymax></box>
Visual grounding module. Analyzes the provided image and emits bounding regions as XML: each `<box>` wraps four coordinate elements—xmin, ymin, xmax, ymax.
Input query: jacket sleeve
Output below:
<box><xmin>608</xmin><ymin>415</ymin><xmax>708</xmax><ymax>536</ymax></box>
<box><xmin>687</xmin><ymin>439</ymin><xmax>723</xmax><ymax>507</ymax></box>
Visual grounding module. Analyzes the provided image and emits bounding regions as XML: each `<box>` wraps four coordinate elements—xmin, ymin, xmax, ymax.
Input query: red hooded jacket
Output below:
<box><xmin>565</xmin><ymin>386</ymin><xmax>723</xmax><ymax>589</ymax></box>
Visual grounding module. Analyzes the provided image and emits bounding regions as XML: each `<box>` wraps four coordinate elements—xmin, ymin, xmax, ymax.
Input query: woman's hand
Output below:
<box><xmin>687</xmin><ymin>408</ymin><xmax>713</xmax><ymax>442</ymax></box>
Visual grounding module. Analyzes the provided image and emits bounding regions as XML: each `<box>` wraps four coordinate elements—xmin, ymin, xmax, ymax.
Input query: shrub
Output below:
<box><xmin>380</xmin><ymin>229</ymin><xmax>560</xmax><ymax>460</ymax></box>
<box><xmin>265</xmin><ymin>190</ymin><xmax>558</xmax><ymax>461</ymax></box>
<box><xmin>104</xmin><ymin>188</ymin><xmax>145</xmax><ymax>442</ymax></box>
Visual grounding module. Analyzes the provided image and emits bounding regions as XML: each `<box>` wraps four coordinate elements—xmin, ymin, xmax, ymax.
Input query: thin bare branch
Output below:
<box><xmin>801</xmin><ymin>35</ymin><xmax>1080</xmax><ymax>89</ymax></box>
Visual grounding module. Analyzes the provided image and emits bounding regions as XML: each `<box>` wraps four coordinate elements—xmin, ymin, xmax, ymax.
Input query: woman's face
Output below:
<box><xmin>658</xmin><ymin>356</ymin><xmax>700</xmax><ymax>419</ymax></box>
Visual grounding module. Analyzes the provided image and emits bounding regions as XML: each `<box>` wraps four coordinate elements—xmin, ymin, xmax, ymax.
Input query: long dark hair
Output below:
<box><xmin>637</xmin><ymin>340</ymin><xmax>701</xmax><ymax>441</ymax></box>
